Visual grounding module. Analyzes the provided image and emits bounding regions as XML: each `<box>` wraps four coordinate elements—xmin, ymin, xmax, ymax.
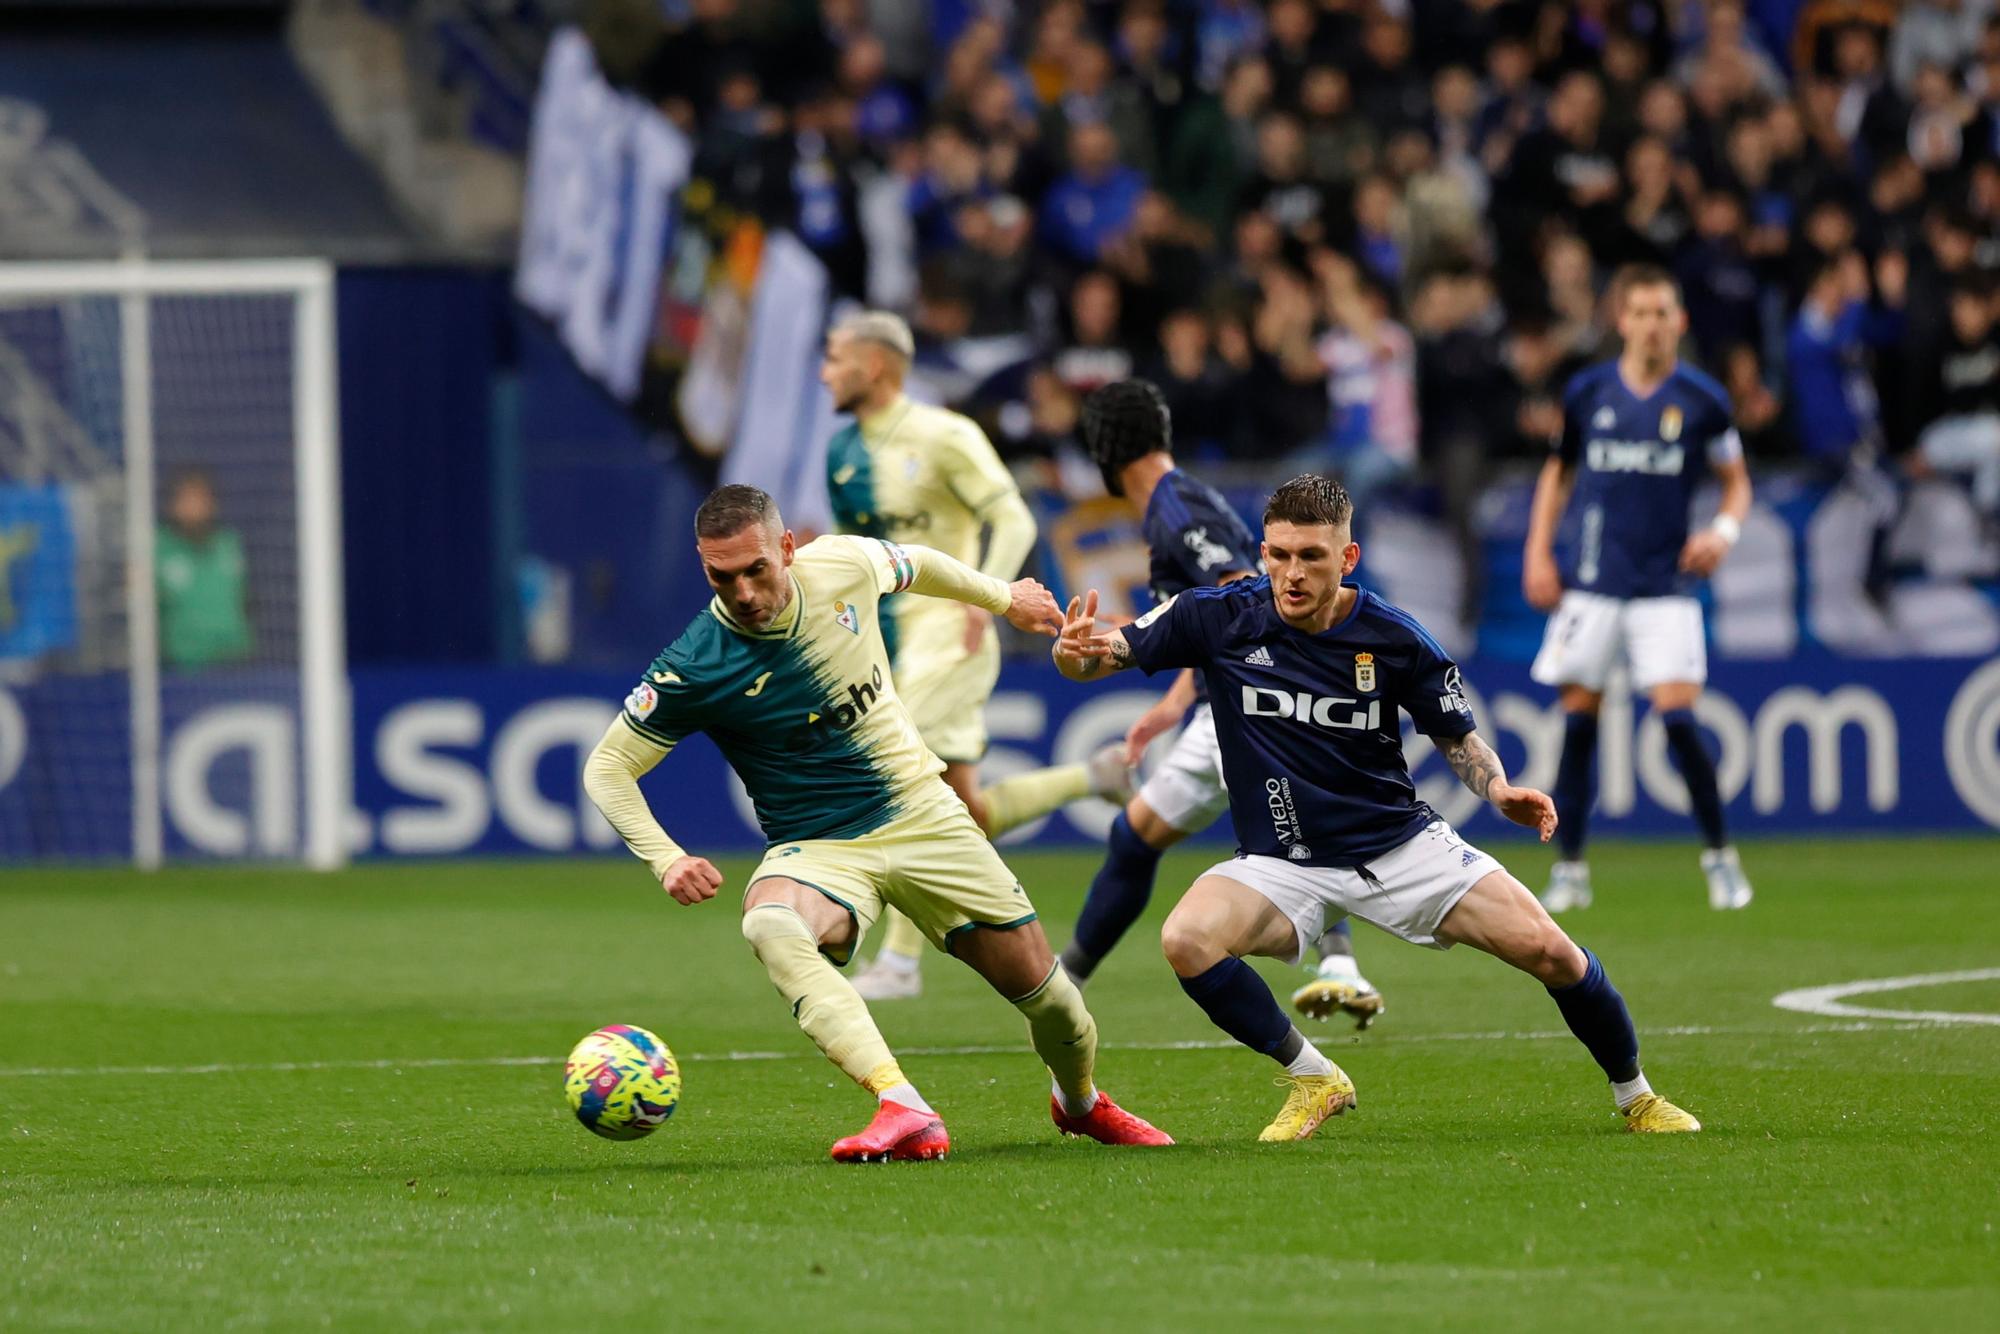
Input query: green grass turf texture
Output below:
<box><xmin>3</xmin><ymin>838</ymin><xmax>1996</xmax><ymax>1331</ymax></box>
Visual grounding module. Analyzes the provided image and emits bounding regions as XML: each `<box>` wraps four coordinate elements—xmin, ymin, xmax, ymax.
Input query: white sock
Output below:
<box><xmin>1284</xmin><ymin>1042</ymin><xmax>1336</xmax><ymax>1077</ymax></box>
<box><xmin>1052</xmin><ymin>1076</ymin><xmax>1098</xmax><ymax>1117</ymax></box>
<box><xmin>1611</xmin><ymin>1073</ymin><xmax>1652</xmax><ymax>1109</ymax></box>
<box><xmin>1316</xmin><ymin>951</ymin><xmax>1362</xmax><ymax>982</ymax></box>
<box><xmin>874</xmin><ymin>950</ymin><xmax>920</xmax><ymax>974</ymax></box>
<box><xmin>880</xmin><ymin>1082</ymin><xmax>936</xmax><ymax>1116</ymax></box>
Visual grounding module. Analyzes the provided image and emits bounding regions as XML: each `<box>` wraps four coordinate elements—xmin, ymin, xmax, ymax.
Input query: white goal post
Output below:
<box><xmin>0</xmin><ymin>259</ymin><xmax>349</xmax><ymax>869</ymax></box>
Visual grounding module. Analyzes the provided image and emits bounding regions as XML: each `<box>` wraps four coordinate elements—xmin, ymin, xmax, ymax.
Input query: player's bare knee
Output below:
<box><xmin>1160</xmin><ymin>912</ymin><xmax>1223</xmax><ymax>976</ymax></box>
<box><xmin>1528</xmin><ymin>928</ymin><xmax>1587</xmax><ymax>987</ymax></box>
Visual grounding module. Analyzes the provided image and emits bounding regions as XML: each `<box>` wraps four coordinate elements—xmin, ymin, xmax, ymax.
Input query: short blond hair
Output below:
<box><xmin>832</xmin><ymin>310</ymin><xmax>915</xmax><ymax>362</ymax></box>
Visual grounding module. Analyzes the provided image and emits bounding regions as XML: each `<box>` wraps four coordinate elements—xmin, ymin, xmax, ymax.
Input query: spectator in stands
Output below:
<box><xmin>1239</xmin><ymin>110</ymin><xmax>1329</xmax><ymax>244</ymax></box>
<box><xmin>1722</xmin><ymin>343</ymin><xmax>1795</xmax><ymax>460</ymax></box>
<box><xmin>1051</xmin><ymin>269</ymin><xmax>1135</xmax><ymax>395</ymax></box>
<box><xmin>1913</xmin><ymin>274</ymin><xmax>2000</xmax><ymax>521</ymax></box>
<box><xmin>1308</xmin><ymin>251</ymin><xmax>1417</xmax><ymax>514</ymax></box>
<box><xmin>1497</xmin><ymin>71</ymin><xmax>1620</xmax><ymax>265</ymax></box>
<box><xmin>1298</xmin><ymin>65</ymin><xmax>1376</xmax><ymax>188</ymax></box>
<box><xmin>157</xmin><ymin>470</ymin><xmax>253</xmax><ymax>671</ymax></box>
<box><xmin>1167</xmin><ymin>54</ymin><xmax>1271</xmax><ymax>235</ymax></box>
<box><xmin>1678</xmin><ymin>187</ymin><xmax>1764</xmax><ymax>362</ymax></box>
<box><xmin>1786</xmin><ymin>249</ymin><xmax>1906</xmax><ymax>468</ymax></box>
<box><xmin>1147</xmin><ymin>307</ymin><xmax>1241</xmax><ymax>452</ymax></box>
<box><xmin>1040</xmin><ymin>122</ymin><xmax>1148</xmax><ymax>265</ymax></box>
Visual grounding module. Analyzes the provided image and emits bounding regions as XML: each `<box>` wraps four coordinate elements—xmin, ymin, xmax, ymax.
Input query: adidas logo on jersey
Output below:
<box><xmin>1244</xmin><ymin>645</ymin><xmax>1275</xmax><ymax>667</ymax></box>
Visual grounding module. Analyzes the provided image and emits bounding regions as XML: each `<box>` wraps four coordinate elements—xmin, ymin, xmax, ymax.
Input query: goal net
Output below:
<box><xmin>0</xmin><ymin>260</ymin><xmax>347</xmax><ymax>868</ymax></box>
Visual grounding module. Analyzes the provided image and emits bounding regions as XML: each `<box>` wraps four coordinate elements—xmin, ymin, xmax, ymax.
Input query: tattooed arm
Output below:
<box><xmin>1431</xmin><ymin>729</ymin><xmax>1558</xmax><ymax>842</ymax></box>
<box><xmin>1438</xmin><ymin>731</ymin><xmax>1508</xmax><ymax>802</ymax></box>
<box><xmin>1052</xmin><ymin>590</ymin><xmax>1143</xmax><ymax>681</ymax></box>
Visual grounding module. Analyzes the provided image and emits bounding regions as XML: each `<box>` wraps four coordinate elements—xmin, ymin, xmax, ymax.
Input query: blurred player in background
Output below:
<box><xmin>1522</xmin><ymin>265</ymin><xmax>1755</xmax><ymax>913</ymax></box>
<box><xmin>821</xmin><ymin>312</ymin><xmax>1130</xmax><ymax>1001</ymax></box>
<box><xmin>1061</xmin><ymin>380</ymin><xmax>1382</xmax><ymax>1027</ymax></box>
<box><xmin>1054</xmin><ymin>475</ymin><xmax>1700</xmax><ymax>1141</ymax></box>
<box><xmin>583</xmin><ymin>485</ymin><xmax>1170</xmax><ymax>1161</ymax></box>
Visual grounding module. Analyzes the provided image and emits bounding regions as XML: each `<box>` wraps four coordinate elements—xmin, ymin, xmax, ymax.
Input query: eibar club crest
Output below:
<box><xmin>834</xmin><ymin>600</ymin><xmax>860</xmax><ymax>635</ymax></box>
<box><xmin>1354</xmin><ymin>652</ymin><xmax>1377</xmax><ymax>693</ymax></box>
<box><xmin>1660</xmin><ymin>405</ymin><xmax>1683</xmax><ymax>442</ymax></box>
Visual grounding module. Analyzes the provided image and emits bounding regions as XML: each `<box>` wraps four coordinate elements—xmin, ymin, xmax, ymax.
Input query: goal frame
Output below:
<box><xmin>0</xmin><ymin>259</ymin><xmax>349</xmax><ymax>870</ymax></box>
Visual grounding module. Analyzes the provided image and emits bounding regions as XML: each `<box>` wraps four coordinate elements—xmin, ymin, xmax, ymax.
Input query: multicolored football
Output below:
<box><xmin>563</xmin><ymin>1025</ymin><xmax>681</xmax><ymax>1140</ymax></box>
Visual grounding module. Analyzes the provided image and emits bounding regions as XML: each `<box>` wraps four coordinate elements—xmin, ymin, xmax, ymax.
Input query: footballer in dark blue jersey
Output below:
<box><xmin>1059</xmin><ymin>381</ymin><xmax>1385</xmax><ymax>1030</ymax></box>
<box><xmin>1056</xmin><ymin>475</ymin><xmax>1701</xmax><ymax>1140</ymax></box>
<box><xmin>1523</xmin><ymin>265</ymin><xmax>1756</xmax><ymax>914</ymax></box>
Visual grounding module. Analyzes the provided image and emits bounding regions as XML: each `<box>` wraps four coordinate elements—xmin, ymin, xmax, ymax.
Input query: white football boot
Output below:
<box><xmin>851</xmin><ymin>952</ymin><xmax>923</xmax><ymax>1000</ymax></box>
<box><xmin>1701</xmin><ymin>847</ymin><xmax>1753</xmax><ymax>910</ymax></box>
<box><xmin>1539</xmin><ymin>860</ymin><xmax>1593</xmax><ymax>913</ymax></box>
<box><xmin>1085</xmin><ymin>742</ymin><xmax>1137</xmax><ymax>804</ymax></box>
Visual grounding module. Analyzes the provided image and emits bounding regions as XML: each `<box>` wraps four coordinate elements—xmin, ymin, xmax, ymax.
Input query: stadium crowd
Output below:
<box><xmin>586</xmin><ymin>0</ymin><xmax>2000</xmax><ymax>564</ymax></box>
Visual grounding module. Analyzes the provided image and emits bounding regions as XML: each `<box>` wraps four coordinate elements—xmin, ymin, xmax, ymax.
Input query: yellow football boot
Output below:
<box><xmin>1257</xmin><ymin>1069</ymin><xmax>1358</xmax><ymax>1142</ymax></box>
<box><xmin>1290</xmin><ymin>977</ymin><xmax>1385</xmax><ymax>1029</ymax></box>
<box><xmin>1621</xmin><ymin>1092</ymin><xmax>1701</xmax><ymax>1133</ymax></box>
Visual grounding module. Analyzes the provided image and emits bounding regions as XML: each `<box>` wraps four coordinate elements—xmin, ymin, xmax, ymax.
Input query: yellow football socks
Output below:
<box><xmin>1012</xmin><ymin>963</ymin><xmax>1098</xmax><ymax>1114</ymax></box>
<box><xmin>980</xmin><ymin>765</ymin><xmax>1092</xmax><ymax>838</ymax></box>
<box><xmin>741</xmin><ymin>904</ymin><xmax>896</xmax><ymax>1087</ymax></box>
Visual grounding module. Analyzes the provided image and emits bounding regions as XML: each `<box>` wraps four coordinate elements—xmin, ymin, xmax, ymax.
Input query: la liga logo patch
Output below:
<box><xmin>625</xmin><ymin>682</ymin><xmax>658</xmax><ymax>720</ymax></box>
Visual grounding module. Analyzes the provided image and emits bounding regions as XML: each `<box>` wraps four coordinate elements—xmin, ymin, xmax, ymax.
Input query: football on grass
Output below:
<box><xmin>564</xmin><ymin>1025</ymin><xmax>681</xmax><ymax>1140</ymax></box>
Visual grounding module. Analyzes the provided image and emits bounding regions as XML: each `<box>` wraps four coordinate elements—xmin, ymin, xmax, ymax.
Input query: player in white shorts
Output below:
<box><xmin>1055</xmin><ymin>380</ymin><xmax>1383</xmax><ymax>1027</ymax></box>
<box><xmin>1053</xmin><ymin>474</ymin><xmax>1702</xmax><ymax>1141</ymax></box>
<box><xmin>1523</xmin><ymin>264</ymin><xmax>1755</xmax><ymax>913</ymax></box>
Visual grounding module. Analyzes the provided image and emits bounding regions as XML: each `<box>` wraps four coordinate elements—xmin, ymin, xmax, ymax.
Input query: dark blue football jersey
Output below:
<box><xmin>1140</xmin><ymin>469</ymin><xmax>1262</xmax><ymax>705</ymax></box>
<box><xmin>1556</xmin><ymin>361</ymin><xmax>1741</xmax><ymax>599</ymax></box>
<box><xmin>1122</xmin><ymin>578</ymin><xmax>1477</xmax><ymax>866</ymax></box>
<box><xmin>1142</xmin><ymin>469</ymin><xmax>1262</xmax><ymax>602</ymax></box>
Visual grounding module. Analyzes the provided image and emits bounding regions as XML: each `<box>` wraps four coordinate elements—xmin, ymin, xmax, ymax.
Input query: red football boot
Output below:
<box><xmin>1050</xmin><ymin>1090</ymin><xmax>1174</xmax><ymax>1146</ymax></box>
<box><xmin>829</xmin><ymin>1100</ymin><xmax>950</xmax><ymax>1163</ymax></box>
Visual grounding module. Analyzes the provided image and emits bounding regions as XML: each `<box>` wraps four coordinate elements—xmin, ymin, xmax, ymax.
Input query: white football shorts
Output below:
<box><xmin>1529</xmin><ymin>590</ymin><xmax>1706</xmax><ymax>692</ymax></box>
<box><xmin>1201</xmin><ymin>819</ymin><xmax>1502</xmax><ymax>961</ymax></box>
<box><xmin>1137</xmin><ymin>704</ymin><xmax>1232</xmax><ymax>834</ymax></box>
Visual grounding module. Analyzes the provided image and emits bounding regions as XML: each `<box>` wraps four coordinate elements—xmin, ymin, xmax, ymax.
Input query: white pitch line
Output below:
<box><xmin>1771</xmin><ymin>967</ymin><xmax>2000</xmax><ymax>1026</ymax></box>
<box><xmin>0</xmin><ymin>1020</ymin><xmax>1961</xmax><ymax>1081</ymax></box>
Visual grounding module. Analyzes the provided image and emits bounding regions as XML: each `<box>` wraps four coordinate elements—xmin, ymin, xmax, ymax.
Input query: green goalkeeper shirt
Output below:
<box><xmin>156</xmin><ymin>526</ymin><xmax>253</xmax><ymax>669</ymax></box>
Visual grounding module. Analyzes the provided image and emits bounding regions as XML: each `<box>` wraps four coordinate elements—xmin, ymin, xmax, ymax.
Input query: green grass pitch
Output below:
<box><xmin>4</xmin><ymin>838</ymin><xmax>1996</xmax><ymax>1330</ymax></box>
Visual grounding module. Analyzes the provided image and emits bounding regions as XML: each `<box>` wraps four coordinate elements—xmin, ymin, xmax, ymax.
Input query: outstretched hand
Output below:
<box><xmin>1004</xmin><ymin>578</ymin><xmax>1065</xmax><ymax>637</ymax></box>
<box><xmin>1054</xmin><ymin>590</ymin><xmax>1121</xmax><ymax>675</ymax></box>
<box><xmin>1492</xmin><ymin>784</ymin><xmax>1558</xmax><ymax>842</ymax></box>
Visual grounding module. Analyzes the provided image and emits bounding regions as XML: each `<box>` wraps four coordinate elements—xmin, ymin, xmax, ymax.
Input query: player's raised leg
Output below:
<box><xmin>951</xmin><ymin>917</ymin><xmax>1173</xmax><ymax>1145</ymax></box>
<box><xmin>1160</xmin><ymin>875</ymin><xmax>1356</xmax><ymax>1142</ymax></box>
<box><xmin>1436</xmin><ymin>868</ymin><xmax>1700</xmax><ymax>1132</ymax></box>
<box><xmin>739</xmin><ymin>877</ymin><xmax>950</xmax><ymax>1162</ymax></box>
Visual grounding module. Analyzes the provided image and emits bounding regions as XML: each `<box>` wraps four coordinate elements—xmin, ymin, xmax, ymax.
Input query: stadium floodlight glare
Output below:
<box><xmin>0</xmin><ymin>259</ymin><xmax>348</xmax><ymax>870</ymax></box>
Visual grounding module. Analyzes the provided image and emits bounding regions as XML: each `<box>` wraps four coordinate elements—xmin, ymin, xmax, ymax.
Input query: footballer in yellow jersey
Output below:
<box><xmin>819</xmin><ymin>312</ymin><xmax>1130</xmax><ymax>999</ymax></box>
<box><xmin>582</xmin><ymin>485</ymin><xmax>1171</xmax><ymax>1161</ymax></box>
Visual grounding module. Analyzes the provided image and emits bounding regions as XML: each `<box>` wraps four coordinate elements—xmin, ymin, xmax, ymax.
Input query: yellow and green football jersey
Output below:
<box><xmin>616</xmin><ymin>535</ymin><xmax>945</xmax><ymax>845</ymax></box>
<box><xmin>825</xmin><ymin>396</ymin><xmax>1021</xmax><ymax>668</ymax></box>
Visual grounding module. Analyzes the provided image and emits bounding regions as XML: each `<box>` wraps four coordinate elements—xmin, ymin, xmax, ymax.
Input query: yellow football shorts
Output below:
<box><xmin>745</xmin><ymin>791</ymin><xmax>1035</xmax><ymax>965</ymax></box>
<box><xmin>892</xmin><ymin>610</ymin><xmax>1001</xmax><ymax>766</ymax></box>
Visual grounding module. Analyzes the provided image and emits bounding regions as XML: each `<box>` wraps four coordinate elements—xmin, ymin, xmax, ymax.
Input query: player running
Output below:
<box><xmin>583</xmin><ymin>485</ymin><xmax>1171</xmax><ymax>1162</ymax></box>
<box><xmin>819</xmin><ymin>312</ymin><xmax>1130</xmax><ymax>1001</ymax></box>
<box><xmin>1522</xmin><ymin>264</ymin><xmax>1755</xmax><ymax>913</ymax></box>
<box><xmin>1058</xmin><ymin>379</ymin><xmax>1383</xmax><ymax>1027</ymax></box>
<box><xmin>1053</xmin><ymin>475</ymin><xmax>1700</xmax><ymax>1141</ymax></box>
